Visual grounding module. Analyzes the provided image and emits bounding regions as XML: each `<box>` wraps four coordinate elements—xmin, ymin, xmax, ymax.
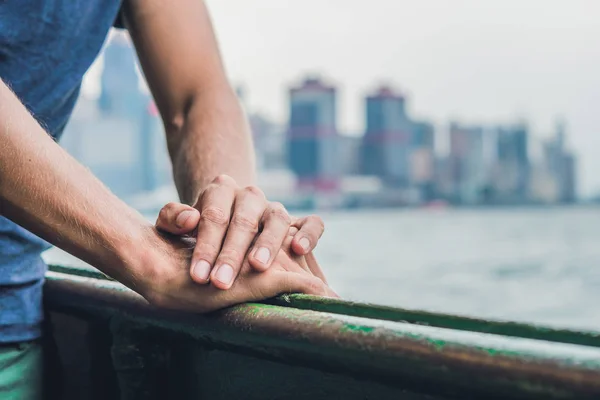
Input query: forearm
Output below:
<box><xmin>167</xmin><ymin>85</ymin><xmax>256</xmax><ymax>204</ymax></box>
<box><xmin>0</xmin><ymin>80</ymin><xmax>149</xmax><ymax>286</ymax></box>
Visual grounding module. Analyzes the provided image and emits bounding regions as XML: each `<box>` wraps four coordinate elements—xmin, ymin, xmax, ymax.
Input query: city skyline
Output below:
<box><xmin>281</xmin><ymin>75</ymin><xmax>575</xmax><ymax>206</ymax></box>
<box><xmin>204</xmin><ymin>0</ymin><xmax>599</xmax><ymax>197</ymax></box>
<box><xmin>72</xmin><ymin>35</ymin><xmax>579</xmax><ymax>210</ymax></box>
<box><xmin>80</xmin><ymin>2</ymin><xmax>598</xmax><ymax>196</ymax></box>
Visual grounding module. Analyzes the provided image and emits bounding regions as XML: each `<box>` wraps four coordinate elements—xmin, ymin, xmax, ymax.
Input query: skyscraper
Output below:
<box><xmin>287</xmin><ymin>76</ymin><xmax>339</xmax><ymax>192</ymax></box>
<box><xmin>61</xmin><ymin>33</ymin><xmax>169</xmax><ymax>199</ymax></box>
<box><xmin>410</xmin><ymin>121</ymin><xmax>436</xmax><ymax>199</ymax></box>
<box><xmin>494</xmin><ymin>124</ymin><xmax>530</xmax><ymax>202</ymax></box>
<box><xmin>543</xmin><ymin>121</ymin><xmax>577</xmax><ymax>203</ymax></box>
<box><xmin>99</xmin><ymin>33</ymin><xmax>164</xmax><ymax>193</ymax></box>
<box><xmin>449</xmin><ymin>123</ymin><xmax>486</xmax><ymax>203</ymax></box>
<box><xmin>99</xmin><ymin>32</ymin><xmax>143</xmax><ymax>118</ymax></box>
<box><xmin>249</xmin><ymin>113</ymin><xmax>286</xmax><ymax>170</ymax></box>
<box><xmin>561</xmin><ymin>153</ymin><xmax>577</xmax><ymax>203</ymax></box>
<box><xmin>361</xmin><ymin>86</ymin><xmax>414</xmax><ymax>187</ymax></box>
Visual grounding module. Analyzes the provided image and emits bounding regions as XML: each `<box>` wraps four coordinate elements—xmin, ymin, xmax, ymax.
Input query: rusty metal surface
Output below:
<box><xmin>267</xmin><ymin>294</ymin><xmax>600</xmax><ymax>348</ymax></box>
<box><xmin>48</xmin><ymin>264</ymin><xmax>600</xmax><ymax>348</ymax></box>
<box><xmin>44</xmin><ymin>270</ymin><xmax>600</xmax><ymax>400</ymax></box>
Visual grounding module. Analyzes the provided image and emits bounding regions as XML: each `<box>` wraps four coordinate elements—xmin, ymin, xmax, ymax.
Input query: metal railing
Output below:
<box><xmin>45</xmin><ymin>265</ymin><xmax>600</xmax><ymax>400</ymax></box>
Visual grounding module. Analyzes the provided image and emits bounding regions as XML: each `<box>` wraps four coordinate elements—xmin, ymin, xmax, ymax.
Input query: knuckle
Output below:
<box><xmin>201</xmin><ymin>206</ymin><xmax>229</xmax><ymax>226</ymax></box>
<box><xmin>164</xmin><ymin>202</ymin><xmax>179</xmax><ymax>211</ymax></box>
<box><xmin>158</xmin><ymin>203</ymin><xmax>177</xmax><ymax>221</ymax></box>
<box><xmin>268</xmin><ymin>203</ymin><xmax>291</xmax><ymax>225</ymax></box>
<box><xmin>212</xmin><ymin>174</ymin><xmax>235</xmax><ymax>186</ymax></box>
<box><xmin>203</xmin><ymin>181</ymin><xmax>228</xmax><ymax>196</ymax></box>
<box><xmin>157</xmin><ymin>207</ymin><xmax>169</xmax><ymax>223</ymax></box>
<box><xmin>242</xmin><ymin>185</ymin><xmax>264</xmax><ymax>198</ymax></box>
<box><xmin>231</xmin><ymin>213</ymin><xmax>259</xmax><ymax>233</ymax></box>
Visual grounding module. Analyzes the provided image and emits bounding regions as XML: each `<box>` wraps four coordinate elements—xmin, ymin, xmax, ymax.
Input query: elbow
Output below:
<box><xmin>164</xmin><ymin>83</ymin><xmax>239</xmax><ymax>133</ymax></box>
<box><xmin>163</xmin><ymin>94</ymin><xmax>195</xmax><ymax>137</ymax></box>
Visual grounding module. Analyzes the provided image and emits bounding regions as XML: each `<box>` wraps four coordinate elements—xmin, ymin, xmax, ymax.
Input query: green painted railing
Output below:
<box><xmin>45</xmin><ymin>265</ymin><xmax>600</xmax><ymax>400</ymax></box>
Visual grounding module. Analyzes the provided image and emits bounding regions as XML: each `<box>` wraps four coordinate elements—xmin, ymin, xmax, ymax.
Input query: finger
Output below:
<box><xmin>305</xmin><ymin>251</ymin><xmax>328</xmax><ymax>284</ymax></box>
<box><xmin>291</xmin><ymin>215</ymin><xmax>325</xmax><ymax>255</ymax></box>
<box><xmin>190</xmin><ymin>183</ymin><xmax>236</xmax><ymax>284</ymax></box>
<box><xmin>155</xmin><ymin>202</ymin><xmax>200</xmax><ymax>235</ymax></box>
<box><xmin>248</xmin><ymin>202</ymin><xmax>291</xmax><ymax>272</ymax></box>
<box><xmin>209</xmin><ymin>268</ymin><xmax>335</xmax><ymax>311</ymax></box>
<box><xmin>256</xmin><ymin>270</ymin><xmax>332</xmax><ymax>298</ymax></box>
<box><xmin>210</xmin><ymin>186</ymin><xmax>266</xmax><ymax>290</ymax></box>
<box><xmin>278</xmin><ymin>244</ymin><xmax>336</xmax><ymax>297</ymax></box>
<box><xmin>277</xmin><ymin>235</ymin><xmax>313</xmax><ymax>275</ymax></box>
<box><xmin>283</xmin><ymin>233</ymin><xmax>336</xmax><ymax>297</ymax></box>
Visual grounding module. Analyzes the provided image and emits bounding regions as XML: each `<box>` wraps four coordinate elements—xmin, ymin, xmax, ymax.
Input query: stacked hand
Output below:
<box><xmin>155</xmin><ymin>174</ymin><xmax>327</xmax><ymax>289</ymax></box>
<box><xmin>134</xmin><ymin>175</ymin><xmax>336</xmax><ymax>313</ymax></box>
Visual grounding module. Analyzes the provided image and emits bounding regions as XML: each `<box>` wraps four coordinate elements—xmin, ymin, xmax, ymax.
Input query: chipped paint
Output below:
<box><xmin>45</xmin><ymin>266</ymin><xmax>600</xmax><ymax>400</ymax></box>
<box><xmin>341</xmin><ymin>324</ymin><xmax>375</xmax><ymax>334</ymax></box>
<box><xmin>266</xmin><ymin>294</ymin><xmax>600</xmax><ymax>348</ymax></box>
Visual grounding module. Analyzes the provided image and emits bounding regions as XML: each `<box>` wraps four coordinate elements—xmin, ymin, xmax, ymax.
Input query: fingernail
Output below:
<box><xmin>176</xmin><ymin>210</ymin><xmax>193</xmax><ymax>228</ymax></box>
<box><xmin>255</xmin><ymin>247</ymin><xmax>271</xmax><ymax>264</ymax></box>
<box><xmin>192</xmin><ymin>260</ymin><xmax>211</xmax><ymax>281</ymax></box>
<box><xmin>299</xmin><ymin>237</ymin><xmax>310</xmax><ymax>252</ymax></box>
<box><xmin>215</xmin><ymin>264</ymin><xmax>234</xmax><ymax>285</ymax></box>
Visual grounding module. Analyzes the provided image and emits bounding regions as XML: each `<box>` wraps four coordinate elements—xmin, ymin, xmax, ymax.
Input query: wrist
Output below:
<box><xmin>105</xmin><ymin>221</ymin><xmax>158</xmax><ymax>295</ymax></box>
<box><xmin>116</xmin><ymin>224</ymin><xmax>195</xmax><ymax>304</ymax></box>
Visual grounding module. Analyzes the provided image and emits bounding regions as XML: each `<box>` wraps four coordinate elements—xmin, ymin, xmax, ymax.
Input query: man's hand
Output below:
<box><xmin>136</xmin><ymin>226</ymin><xmax>337</xmax><ymax>313</ymax></box>
<box><xmin>124</xmin><ymin>3</ymin><xmax>326</xmax><ymax>289</ymax></box>
<box><xmin>155</xmin><ymin>175</ymin><xmax>326</xmax><ymax>290</ymax></box>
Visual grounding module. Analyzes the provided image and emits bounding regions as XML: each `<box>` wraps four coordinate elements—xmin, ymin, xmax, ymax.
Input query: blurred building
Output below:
<box><xmin>98</xmin><ymin>33</ymin><xmax>143</xmax><ymax>118</ymax></box>
<box><xmin>361</xmin><ymin>86</ymin><xmax>413</xmax><ymax>187</ymax></box>
<box><xmin>249</xmin><ymin>113</ymin><xmax>286</xmax><ymax>170</ymax></box>
<box><xmin>337</xmin><ymin>134</ymin><xmax>362</xmax><ymax>176</ymax></box>
<box><xmin>434</xmin><ymin>156</ymin><xmax>453</xmax><ymax>199</ymax></box>
<box><xmin>287</xmin><ymin>76</ymin><xmax>340</xmax><ymax>193</ymax></box>
<box><xmin>448</xmin><ymin>123</ymin><xmax>486</xmax><ymax>204</ymax></box>
<box><xmin>529</xmin><ymin>162</ymin><xmax>560</xmax><ymax>204</ymax></box>
<box><xmin>410</xmin><ymin>121</ymin><xmax>436</xmax><ymax>200</ymax></box>
<box><xmin>360</xmin><ymin>86</ymin><xmax>435</xmax><ymax>201</ymax></box>
<box><xmin>492</xmin><ymin>123</ymin><xmax>530</xmax><ymax>203</ymax></box>
<box><xmin>561</xmin><ymin>154</ymin><xmax>577</xmax><ymax>203</ymax></box>
<box><xmin>61</xmin><ymin>33</ymin><xmax>171</xmax><ymax>200</ymax></box>
<box><xmin>541</xmin><ymin>121</ymin><xmax>577</xmax><ymax>203</ymax></box>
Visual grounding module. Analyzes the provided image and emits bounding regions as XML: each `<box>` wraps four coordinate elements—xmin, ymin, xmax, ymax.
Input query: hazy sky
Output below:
<box><xmin>204</xmin><ymin>0</ymin><xmax>600</xmax><ymax>196</ymax></box>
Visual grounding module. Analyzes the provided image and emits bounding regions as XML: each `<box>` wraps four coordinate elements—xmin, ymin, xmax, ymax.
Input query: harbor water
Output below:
<box><xmin>45</xmin><ymin>206</ymin><xmax>600</xmax><ymax>331</ymax></box>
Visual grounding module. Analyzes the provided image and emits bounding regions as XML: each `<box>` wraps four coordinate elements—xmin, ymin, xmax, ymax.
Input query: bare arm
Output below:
<box><xmin>123</xmin><ymin>0</ymin><xmax>327</xmax><ymax>289</ymax></box>
<box><xmin>122</xmin><ymin>0</ymin><xmax>255</xmax><ymax>204</ymax></box>
<box><xmin>0</xmin><ymin>79</ymin><xmax>148</xmax><ymax>288</ymax></box>
<box><xmin>0</xmin><ymin>78</ymin><xmax>332</xmax><ymax>307</ymax></box>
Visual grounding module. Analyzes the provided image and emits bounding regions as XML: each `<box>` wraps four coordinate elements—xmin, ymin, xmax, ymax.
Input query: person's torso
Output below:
<box><xmin>0</xmin><ymin>0</ymin><xmax>123</xmax><ymax>343</ymax></box>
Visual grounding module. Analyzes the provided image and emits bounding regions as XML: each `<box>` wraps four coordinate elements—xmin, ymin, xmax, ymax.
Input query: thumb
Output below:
<box><xmin>155</xmin><ymin>202</ymin><xmax>200</xmax><ymax>235</ymax></box>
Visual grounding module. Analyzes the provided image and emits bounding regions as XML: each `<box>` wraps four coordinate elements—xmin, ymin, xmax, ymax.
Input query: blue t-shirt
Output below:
<box><xmin>0</xmin><ymin>1</ymin><xmax>123</xmax><ymax>343</ymax></box>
